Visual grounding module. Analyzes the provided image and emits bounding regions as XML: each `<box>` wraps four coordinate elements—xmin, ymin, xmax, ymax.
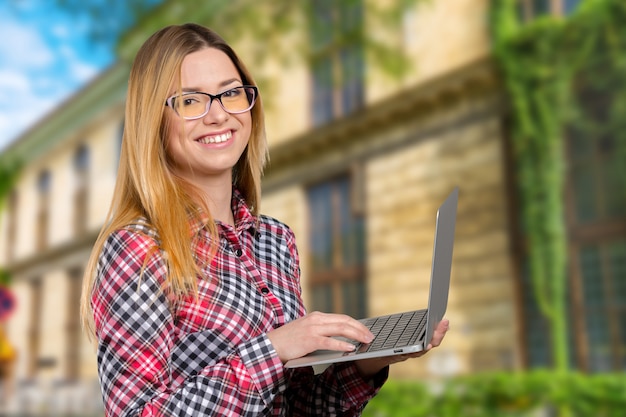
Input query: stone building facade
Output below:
<box><xmin>1</xmin><ymin>0</ymin><xmax>622</xmax><ymax>414</ymax></box>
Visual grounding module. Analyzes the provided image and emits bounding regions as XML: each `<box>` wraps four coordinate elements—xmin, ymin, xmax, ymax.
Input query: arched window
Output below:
<box><xmin>36</xmin><ymin>170</ymin><xmax>51</xmax><ymax>250</ymax></box>
<box><xmin>73</xmin><ymin>144</ymin><xmax>90</xmax><ymax>235</ymax></box>
<box><xmin>6</xmin><ymin>189</ymin><xmax>18</xmax><ymax>261</ymax></box>
<box><xmin>518</xmin><ymin>0</ymin><xmax>582</xmax><ymax>21</ymax></box>
<box><xmin>309</xmin><ymin>0</ymin><xmax>364</xmax><ymax>126</ymax></box>
<box><xmin>74</xmin><ymin>144</ymin><xmax>89</xmax><ymax>174</ymax></box>
<box><xmin>65</xmin><ymin>266</ymin><xmax>83</xmax><ymax>380</ymax></box>
<box><xmin>306</xmin><ymin>171</ymin><xmax>367</xmax><ymax>319</ymax></box>
<box><xmin>26</xmin><ymin>277</ymin><xmax>43</xmax><ymax>378</ymax></box>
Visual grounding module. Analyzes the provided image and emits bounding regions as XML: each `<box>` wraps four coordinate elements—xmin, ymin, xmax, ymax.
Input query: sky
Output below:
<box><xmin>0</xmin><ymin>1</ymin><xmax>116</xmax><ymax>151</ymax></box>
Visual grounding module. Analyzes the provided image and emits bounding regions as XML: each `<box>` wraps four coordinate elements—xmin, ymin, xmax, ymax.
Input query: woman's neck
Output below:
<box><xmin>201</xmin><ymin>181</ymin><xmax>234</xmax><ymax>227</ymax></box>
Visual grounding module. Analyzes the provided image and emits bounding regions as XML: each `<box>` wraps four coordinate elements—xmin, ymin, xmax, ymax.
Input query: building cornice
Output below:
<box><xmin>6</xmin><ymin>230</ymin><xmax>99</xmax><ymax>281</ymax></box>
<box><xmin>262</xmin><ymin>57</ymin><xmax>506</xmax><ymax>192</ymax></box>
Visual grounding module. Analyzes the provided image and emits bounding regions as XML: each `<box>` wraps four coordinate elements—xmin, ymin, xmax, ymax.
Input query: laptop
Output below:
<box><xmin>285</xmin><ymin>187</ymin><xmax>458</xmax><ymax>369</ymax></box>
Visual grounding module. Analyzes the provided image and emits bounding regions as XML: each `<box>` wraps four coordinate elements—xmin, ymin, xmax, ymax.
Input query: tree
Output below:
<box><xmin>56</xmin><ymin>0</ymin><xmax>421</xmax><ymax>79</ymax></box>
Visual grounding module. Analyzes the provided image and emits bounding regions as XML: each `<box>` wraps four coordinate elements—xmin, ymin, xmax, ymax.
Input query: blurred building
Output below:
<box><xmin>0</xmin><ymin>0</ymin><xmax>624</xmax><ymax>414</ymax></box>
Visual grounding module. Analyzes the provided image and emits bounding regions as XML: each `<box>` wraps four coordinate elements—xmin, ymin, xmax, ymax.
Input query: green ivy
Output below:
<box><xmin>0</xmin><ymin>156</ymin><xmax>21</xmax><ymax>286</ymax></box>
<box><xmin>363</xmin><ymin>371</ymin><xmax>626</xmax><ymax>417</ymax></box>
<box><xmin>0</xmin><ymin>157</ymin><xmax>21</xmax><ymax>209</ymax></box>
<box><xmin>489</xmin><ymin>0</ymin><xmax>626</xmax><ymax>372</ymax></box>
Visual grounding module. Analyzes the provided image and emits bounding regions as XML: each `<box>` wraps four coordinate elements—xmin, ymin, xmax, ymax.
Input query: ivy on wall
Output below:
<box><xmin>490</xmin><ymin>0</ymin><xmax>626</xmax><ymax>372</ymax></box>
<box><xmin>0</xmin><ymin>157</ymin><xmax>21</xmax><ymax>286</ymax></box>
<box><xmin>0</xmin><ymin>158</ymin><xmax>20</xmax><ymax>210</ymax></box>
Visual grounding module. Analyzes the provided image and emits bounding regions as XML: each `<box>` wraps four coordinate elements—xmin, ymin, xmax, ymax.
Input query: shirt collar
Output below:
<box><xmin>230</xmin><ymin>188</ymin><xmax>258</xmax><ymax>233</ymax></box>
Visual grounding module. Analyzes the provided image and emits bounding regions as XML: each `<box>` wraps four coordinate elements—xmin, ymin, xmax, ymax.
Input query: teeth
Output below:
<box><xmin>198</xmin><ymin>131</ymin><xmax>232</xmax><ymax>144</ymax></box>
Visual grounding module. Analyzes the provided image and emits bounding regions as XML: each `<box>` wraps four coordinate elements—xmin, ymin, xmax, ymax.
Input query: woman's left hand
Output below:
<box><xmin>354</xmin><ymin>319</ymin><xmax>450</xmax><ymax>378</ymax></box>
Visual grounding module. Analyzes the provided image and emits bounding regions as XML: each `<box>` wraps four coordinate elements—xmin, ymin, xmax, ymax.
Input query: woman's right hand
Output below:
<box><xmin>266</xmin><ymin>312</ymin><xmax>374</xmax><ymax>363</ymax></box>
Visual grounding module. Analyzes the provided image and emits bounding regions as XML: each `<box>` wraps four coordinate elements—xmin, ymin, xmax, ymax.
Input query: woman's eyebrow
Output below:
<box><xmin>219</xmin><ymin>78</ymin><xmax>243</xmax><ymax>88</ymax></box>
<box><xmin>180</xmin><ymin>79</ymin><xmax>243</xmax><ymax>93</ymax></box>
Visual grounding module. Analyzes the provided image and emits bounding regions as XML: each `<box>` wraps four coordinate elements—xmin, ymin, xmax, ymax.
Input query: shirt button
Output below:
<box><xmin>235</xmin><ymin>248</ymin><xmax>243</xmax><ymax>257</ymax></box>
<box><xmin>261</xmin><ymin>287</ymin><xmax>270</xmax><ymax>295</ymax></box>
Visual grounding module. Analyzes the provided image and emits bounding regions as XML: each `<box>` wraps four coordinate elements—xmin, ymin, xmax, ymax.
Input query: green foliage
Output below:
<box><xmin>490</xmin><ymin>0</ymin><xmax>626</xmax><ymax>371</ymax></box>
<box><xmin>363</xmin><ymin>371</ymin><xmax>626</xmax><ymax>417</ymax></box>
<box><xmin>0</xmin><ymin>156</ymin><xmax>20</xmax><ymax>287</ymax></box>
<box><xmin>53</xmin><ymin>0</ymin><xmax>423</xmax><ymax>83</ymax></box>
<box><xmin>0</xmin><ymin>269</ymin><xmax>9</xmax><ymax>287</ymax></box>
<box><xmin>55</xmin><ymin>0</ymin><xmax>426</xmax><ymax>112</ymax></box>
<box><xmin>0</xmin><ymin>156</ymin><xmax>21</xmax><ymax>211</ymax></box>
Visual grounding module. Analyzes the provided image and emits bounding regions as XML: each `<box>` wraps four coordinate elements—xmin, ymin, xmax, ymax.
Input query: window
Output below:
<box><xmin>65</xmin><ymin>267</ymin><xmax>83</xmax><ymax>380</ymax></box>
<box><xmin>517</xmin><ymin>0</ymin><xmax>582</xmax><ymax>20</ymax></box>
<box><xmin>27</xmin><ymin>279</ymin><xmax>42</xmax><ymax>378</ymax></box>
<box><xmin>576</xmin><ymin>241</ymin><xmax>626</xmax><ymax>371</ymax></box>
<box><xmin>36</xmin><ymin>170</ymin><xmax>51</xmax><ymax>251</ymax></box>
<box><xmin>566</xmin><ymin>80</ymin><xmax>626</xmax><ymax>371</ymax></box>
<box><xmin>5</xmin><ymin>190</ymin><xmax>17</xmax><ymax>262</ymax></box>
<box><xmin>310</xmin><ymin>0</ymin><xmax>364</xmax><ymax>126</ymax></box>
<box><xmin>563</xmin><ymin>0</ymin><xmax>581</xmax><ymax>14</ymax></box>
<box><xmin>307</xmin><ymin>173</ymin><xmax>366</xmax><ymax>319</ymax></box>
<box><xmin>73</xmin><ymin>144</ymin><xmax>90</xmax><ymax>236</ymax></box>
<box><xmin>573</xmin><ymin>30</ymin><xmax>626</xmax><ymax>369</ymax></box>
<box><xmin>520</xmin><ymin>63</ymin><xmax>626</xmax><ymax>372</ymax></box>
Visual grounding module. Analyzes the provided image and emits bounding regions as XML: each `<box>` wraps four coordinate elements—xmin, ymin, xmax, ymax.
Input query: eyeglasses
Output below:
<box><xmin>165</xmin><ymin>85</ymin><xmax>258</xmax><ymax>119</ymax></box>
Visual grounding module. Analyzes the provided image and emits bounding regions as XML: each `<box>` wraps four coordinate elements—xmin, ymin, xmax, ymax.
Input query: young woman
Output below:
<box><xmin>81</xmin><ymin>23</ymin><xmax>449</xmax><ymax>416</ymax></box>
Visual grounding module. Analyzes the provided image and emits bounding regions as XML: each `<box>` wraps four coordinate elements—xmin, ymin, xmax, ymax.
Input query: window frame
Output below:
<box><xmin>309</xmin><ymin>0</ymin><xmax>365</xmax><ymax>126</ymax></box>
<box><xmin>306</xmin><ymin>170</ymin><xmax>367</xmax><ymax>319</ymax></box>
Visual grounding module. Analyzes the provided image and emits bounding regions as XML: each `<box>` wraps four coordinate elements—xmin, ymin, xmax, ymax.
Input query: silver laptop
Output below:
<box><xmin>285</xmin><ymin>187</ymin><xmax>458</xmax><ymax>369</ymax></box>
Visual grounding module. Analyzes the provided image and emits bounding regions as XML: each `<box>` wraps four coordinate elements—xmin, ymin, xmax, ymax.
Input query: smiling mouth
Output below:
<box><xmin>197</xmin><ymin>131</ymin><xmax>232</xmax><ymax>144</ymax></box>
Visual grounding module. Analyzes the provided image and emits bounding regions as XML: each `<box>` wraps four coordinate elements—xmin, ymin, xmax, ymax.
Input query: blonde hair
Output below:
<box><xmin>81</xmin><ymin>23</ymin><xmax>268</xmax><ymax>340</ymax></box>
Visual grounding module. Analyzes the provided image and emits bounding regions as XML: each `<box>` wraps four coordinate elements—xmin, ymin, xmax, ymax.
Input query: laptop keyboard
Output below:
<box><xmin>345</xmin><ymin>310</ymin><xmax>427</xmax><ymax>353</ymax></box>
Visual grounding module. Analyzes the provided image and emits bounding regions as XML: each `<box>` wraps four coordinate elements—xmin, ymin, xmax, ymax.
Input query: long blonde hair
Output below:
<box><xmin>81</xmin><ymin>23</ymin><xmax>268</xmax><ymax>340</ymax></box>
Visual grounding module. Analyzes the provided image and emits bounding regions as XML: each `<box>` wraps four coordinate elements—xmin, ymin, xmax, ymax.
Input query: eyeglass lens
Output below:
<box><xmin>172</xmin><ymin>87</ymin><xmax>256</xmax><ymax>118</ymax></box>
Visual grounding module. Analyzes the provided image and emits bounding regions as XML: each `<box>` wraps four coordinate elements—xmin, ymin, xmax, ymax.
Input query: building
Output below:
<box><xmin>1</xmin><ymin>0</ymin><xmax>623</xmax><ymax>414</ymax></box>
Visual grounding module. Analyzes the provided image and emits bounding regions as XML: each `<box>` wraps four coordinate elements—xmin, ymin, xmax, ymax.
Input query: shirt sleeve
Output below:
<box><xmin>91</xmin><ymin>229</ymin><xmax>286</xmax><ymax>417</ymax></box>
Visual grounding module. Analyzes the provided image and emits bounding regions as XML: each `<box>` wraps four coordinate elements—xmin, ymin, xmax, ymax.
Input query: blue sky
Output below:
<box><xmin>0</xmin><ymin>1</ymin><xmax>116</xmax><ymax>151</ymax></box>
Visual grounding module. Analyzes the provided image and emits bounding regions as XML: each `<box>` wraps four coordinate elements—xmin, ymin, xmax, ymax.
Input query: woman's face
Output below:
<box><xmin>164</xmin><ymin>47</ymin><xmax>252</xmax><ymax>186</ymax></box>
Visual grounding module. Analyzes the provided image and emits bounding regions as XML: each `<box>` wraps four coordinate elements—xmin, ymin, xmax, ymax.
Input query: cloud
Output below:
<box><xmin>0</xmin><ymin>20</ymin><xmax>86</xmax><ymax>148</ymax></box>
<box><xmin>0</xmin><ymin>94</ymin><xmax>59</xmax><ymax>152</ymax></box>
<box><xmin>0</xmin><ymin>70</ymin><xmax>30</xmax><ymax>91</ymax></box>
<box><xmin>0</xmin><ymin>20</ymin><xmax>54</xmax><ymax>68</ymax></box>
<box><xmin>50</xmin><ymin>23</ymin><xmax>70</xmax><ymax>39</ymax></box>
<box><xmin>0</xmin><ymin>65</ymin><xmax>60</xmax><ymax>150</ymax></box>
<box><xmin>0</xmin><ymin>5</ymin><xmax>113</xmax><ymax>150</ymax></box>
<box><xmin>70</xmin><ymin>60</ymin><xmax>100</xmax><ymax>83</ymax></box>
<box><xmin>0</xmin><ymin>17</ymin><xmax>59</xmax><ymax>148</ymax></box>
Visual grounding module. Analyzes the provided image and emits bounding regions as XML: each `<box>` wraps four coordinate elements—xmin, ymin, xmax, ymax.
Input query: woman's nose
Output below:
<box><xmin>202</xmin><ymin>98</ymin><xmax>229</xmax><ymax>124</ymax></box>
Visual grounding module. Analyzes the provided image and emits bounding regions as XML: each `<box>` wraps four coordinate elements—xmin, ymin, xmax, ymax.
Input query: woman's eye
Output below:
<box><xmin>182</xmin><ymin>97</ymin><xmax>199</xmax><ymax>106</ymax></box>
<box><xmin>222</xmin><ymin>88</ymin><xmax>242</xmax><ymax>98</ymax></box>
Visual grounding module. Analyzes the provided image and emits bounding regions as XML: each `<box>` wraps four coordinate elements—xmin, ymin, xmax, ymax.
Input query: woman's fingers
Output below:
<box><xmin>267</xmin><ymin>312</ymin><xmax>374</xmax><ymax>363</ymax></box>
<box><xmin>426</xmin><ymin>319</ymin><xmax>449</xmax><ymax>350</ymax></box>
<box><xmin>269</xmin><ymin>314</ymin><xmax>451</xmax><ymax>366</ymax></box>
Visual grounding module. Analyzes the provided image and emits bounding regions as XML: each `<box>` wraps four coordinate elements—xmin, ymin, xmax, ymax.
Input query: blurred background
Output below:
<box><xmin>0</xmin><ymin>0</ymin><xmax>625</xmax><ymax>415</ymax></box>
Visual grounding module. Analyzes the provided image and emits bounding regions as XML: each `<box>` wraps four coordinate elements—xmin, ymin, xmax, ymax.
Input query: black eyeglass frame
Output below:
<box><xmin>164</xmin><ymin>85</ymin><xmax>258</xmax><ymax>119</ymax></box>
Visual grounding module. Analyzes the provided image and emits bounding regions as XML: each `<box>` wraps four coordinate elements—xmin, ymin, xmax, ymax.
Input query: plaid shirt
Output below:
<box><xmin>91</xmin><ymin>190</ymin><xmax>386</xmax><ymax>416</ymax></box>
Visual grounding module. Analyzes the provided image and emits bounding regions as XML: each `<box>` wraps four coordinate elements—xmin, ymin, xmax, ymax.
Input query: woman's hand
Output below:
<box><xmin>355</xmin><ymin>319</ymin><xmax>450</xmax><ymax>378</ymax></box>
<box><xmin>267</xmin><ymin>311</ymin><xmax>374</xmax><ymax>363</ymax></box>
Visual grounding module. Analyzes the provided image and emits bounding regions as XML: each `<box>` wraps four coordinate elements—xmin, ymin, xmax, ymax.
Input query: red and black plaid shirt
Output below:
<box><xmin>91</xmin><ymin>190</ymin><xmax>386</xmax><ymax>416</ymax></box>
